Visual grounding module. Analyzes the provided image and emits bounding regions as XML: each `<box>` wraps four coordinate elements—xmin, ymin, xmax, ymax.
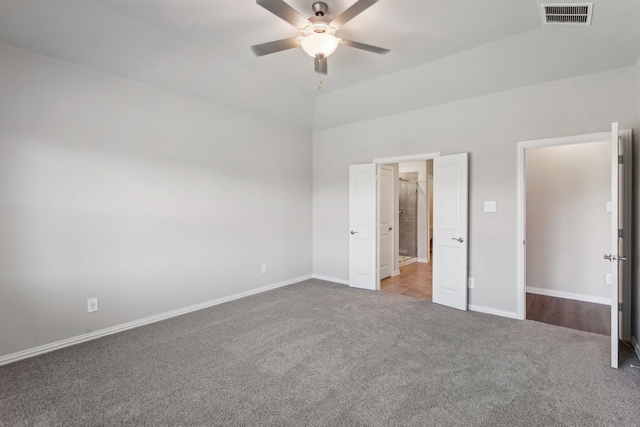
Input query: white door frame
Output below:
<box><xmin>515</xmin><ymin>130</ymin><xmax>631</xmax><ymax>320</ymax></box>
<box><xmin>373</xmin><ymin>152</ymin><xmax>440</xmax><ymax>290</ymax></box>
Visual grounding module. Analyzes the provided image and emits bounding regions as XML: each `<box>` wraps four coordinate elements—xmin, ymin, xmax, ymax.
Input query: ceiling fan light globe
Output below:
<box><xmin>300</xmin><ymin>33</ymin><xmax>339</xmax><ymax>58</ymax></box>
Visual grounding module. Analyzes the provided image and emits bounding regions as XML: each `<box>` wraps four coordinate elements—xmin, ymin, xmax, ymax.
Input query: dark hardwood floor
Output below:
<box><xmin>526</xmin><ymin>293</ymin><xmax>610</xmax><ymax>336</ymax></box>
<box><xmin>383</xmin><ymin>270</ymin><xmax>609</xmax><ymax>335</ymax></box>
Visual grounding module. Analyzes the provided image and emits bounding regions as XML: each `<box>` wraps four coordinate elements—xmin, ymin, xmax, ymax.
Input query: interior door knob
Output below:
<box><xmin>350</xmin><ymin>230</ymin><xmax>358</xmax><ymax>235</ymax></box>
<box><xmin>452</xmin><ymin>237</ymin><xmax>464</xmax><ymax>243</ymax></box>
<box><xmin>604</xmin><ymin>254</ymin><xmax>612</xmax><ymax>261</ymax></box>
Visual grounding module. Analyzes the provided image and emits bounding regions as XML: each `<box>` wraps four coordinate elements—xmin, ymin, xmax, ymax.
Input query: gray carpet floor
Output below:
<box><xmin>2</xmin><ymin>279</ymin><xmax>640</xmax><ymax>426</ymax></box>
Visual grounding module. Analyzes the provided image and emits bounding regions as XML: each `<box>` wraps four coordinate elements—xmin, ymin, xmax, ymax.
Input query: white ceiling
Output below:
<box><xmin>0</xmin><ymin>0</ymin><xmax>639</xmax><ymax>131</ymax></box>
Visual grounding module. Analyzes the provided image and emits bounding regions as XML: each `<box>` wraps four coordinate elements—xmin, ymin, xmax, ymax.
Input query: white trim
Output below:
<box><xmin>516</xmin><ymin>137</ymin><xmax>527</xmax><ymax>320</ymax></box>
<box><xmin>632</xmin><ymin>336</ymin><xmax>640</xmax><ymax>362</ymax></box>
<box><xmin>0</xmin><ymin>275</ymin><xmax>312</xmax><ymax>367</ymax></box>
<box><xmin>311</xmin><ymin>274</ymin><xmax>349</xmax><ymax>285</ymax></box>
<box><xmin>373</xmin><ymin>152</ymin><xmax>440</xmax><ymax>164</ymax></box>
<box><xmin>515</xmin><ymin>129</ymin><xmax>632</xmax><ymax>321</ymax></box>
<box><xmin>392</xmin><ymin>269</ymin><xmax>400</xmax><ymax>277</ymax></box>
<box><xmin>526</xmin><ymin>286</ymin><xmax>611</xmax><ymax>305</ymax></box>
<box><xmin>418</xmin><ymin>258</ymin><xmax>429</xmax><ymax>263</ymax></box>
<box><xmin>518</xmin><ymin>132</ymin><xmax>611</xmax><ymax>149</ymax></box>
<box><xmin>469</xmin><ymin>304</ymin><xmax>518</xmax><ymax>320</ymax></box>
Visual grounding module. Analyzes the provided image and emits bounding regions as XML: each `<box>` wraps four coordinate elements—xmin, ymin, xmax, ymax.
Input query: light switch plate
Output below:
<box><xmin>484</xmin><ymin>201</ymin><xmax>497</xmax><ymax>213</ymax></box>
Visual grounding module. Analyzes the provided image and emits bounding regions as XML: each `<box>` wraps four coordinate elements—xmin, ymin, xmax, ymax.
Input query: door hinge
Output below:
<box><xmin>618</xmin><ymin>229</ymin><xmax>623</xmax><ymax>238</ymax></box>
<box><xmin>618</xmin><ymin>302</ymin><xmax>623</xmax><ymax>312</ymax></box>
<box><xmin>618</xmin><ymin>155</ymin><xmax>623</xmax><ymax>164</ymax></box>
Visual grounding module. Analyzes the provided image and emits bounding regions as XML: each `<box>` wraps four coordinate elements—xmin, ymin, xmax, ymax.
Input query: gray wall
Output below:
<box><xmin>526</xmin><ymin>142</ymin><xmax>611</xmax><ymax>301</ymax></box>
<box><xmin>312</xmin><ymin>66</ymin><xmax>637</xmax><ymax>315</ymax></box>
<box><xmin>1</xmin><ymin>44</ymin><xmax>639</xmax><ymax>360</ymax></box>
<box><xmin>0</xmin><ymin>44</ymin><xmax>313</xmax><ymax>358</ymax></box>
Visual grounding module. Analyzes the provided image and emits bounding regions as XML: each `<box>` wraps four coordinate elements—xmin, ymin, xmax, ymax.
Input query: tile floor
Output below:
<box><xmin>381</xmin><ymin>262</ymin><xmax>432</xmax><ymax>300</ymax></box>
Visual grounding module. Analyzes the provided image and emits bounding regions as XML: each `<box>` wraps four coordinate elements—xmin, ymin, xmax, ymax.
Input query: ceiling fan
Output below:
<box><xmin>250</xmin><ymin>0</ymin><xmax>389</xmax><ymax>75</ymax></box>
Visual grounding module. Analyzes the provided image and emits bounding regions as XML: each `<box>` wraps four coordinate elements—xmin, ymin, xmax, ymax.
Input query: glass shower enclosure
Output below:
<box><xmin>398</xmin><ymin>172</ymin><xmax>418</xmax><ymax>263</ymax></box>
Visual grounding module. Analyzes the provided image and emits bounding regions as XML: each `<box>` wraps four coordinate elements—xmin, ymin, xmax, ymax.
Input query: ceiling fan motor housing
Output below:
<box><xmin>311</xmin><ymin>2</ymin><xmax>329</xmax><ymax>17</ymax></box>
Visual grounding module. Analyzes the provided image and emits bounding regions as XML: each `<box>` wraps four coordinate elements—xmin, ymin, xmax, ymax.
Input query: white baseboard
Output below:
<box><xmin>526</xmin><ymin>286</ymin><xmax>611</xmax><ymax>306</ymax></box>
<box><xmin>399</xmin><ymin>258</ymin><xmax>417</xmax><ymax>268</ymax></box>
<box><xmin>469</xmin><ymin>304</ymin><xmax>519</xmax><ymax>320</ymax></box>
<box><xmin>311</xmin><ymin>274</ymin><xmax>349</xmax><ymax>286</ymax></box>
<box><xmin>418</xmin><ymin>258</ymin><xmax>429</xmax><ymax>263</ymax></box>
<box><xmin>392</xmin><ymin>269</ymin><xmax>400</xmax><ymax>277</ymax></box>
<box><xmin>0</xmin><ymin>274</ymin><xmax>312</xmax><ymax>367</ymax></box>
<box><xmin>632</xmin><ymin>336</ymin><xmax>640</xmax><ymax>362</ymax></box>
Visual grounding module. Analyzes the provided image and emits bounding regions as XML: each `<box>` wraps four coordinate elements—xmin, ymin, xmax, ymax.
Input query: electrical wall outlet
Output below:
<box><xmin>483</xmin><ymin>201</ymin><xmax>497</xmax><ymax>213</ymax></box>
<box><xmin>468</xmin><ymin>278</ymin><xmax>475</xmax><ymax>289</ymax></box>
<box><xmin>87</xmin><ymin>297</ymin><xmax>99</xmax><ymax>313</ymax></box>
<box><xmin>605</xmin><ymin>274</ymin><xmax>612</xmax><ymax>285</ymax></box>
<box><xmin>261</xmin><ymin>264</ymin><xmax>267</xmax><ymax>274</ymax></box>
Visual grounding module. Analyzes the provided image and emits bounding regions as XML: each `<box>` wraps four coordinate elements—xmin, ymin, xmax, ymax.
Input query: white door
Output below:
<box><xmin>378</xmin><ymin>165</ymin><xmax>393</xmax><ymax>280</ymax></box>
<box><xmin>619</xmin><ymin>129</ymin><xmax>633</xmax><ymax>344</ymax></box>
<box><xmin>432</xmin><ymin>153</ymin><xmax>468</xmax><ymax>310</ymax></box>
<box><xmin>607</xmin><ymin>122</ymin><xmax>632</xmax><ymax>369</ymax></box>
<box><xmin>349</xmin><ymin>164</ymin><xmax>377</xmax><ymax>290</ymax></box>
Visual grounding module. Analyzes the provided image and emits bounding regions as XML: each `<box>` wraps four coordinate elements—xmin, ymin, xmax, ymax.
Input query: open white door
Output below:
<box><xmin>619</xmin><ymin>129</ymin><xmax>633</xmax><ymax>344</ymax></box>
<box><xmin>607</xmin><ymin>123</ymin><xmax>633</xmax><ymax>369</ymax></box>
<box><xmin>433</xmin><ymin>153</ymin><xmax>468</xmax><ymax>310</ymax></box>
<box><xmin>349</xmin><ymin>164</ymin><xmax>377</xmax><ymax>290</ymax></box>
<box><xmin>378</xmin><ymin>165</ymin><xmax>394</xmax><ymax>280</ymax></box>
<box><xmin>608</xmin><ymin>122</ymin><xmax>619</xmax><ymax>368</ymax></box>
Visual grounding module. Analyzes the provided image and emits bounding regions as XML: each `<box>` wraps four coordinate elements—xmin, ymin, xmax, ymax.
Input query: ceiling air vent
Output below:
<box><xmin>541</xmin><ymin>3</ymin><xmax>593</xmax><ymax>25</ymax></box>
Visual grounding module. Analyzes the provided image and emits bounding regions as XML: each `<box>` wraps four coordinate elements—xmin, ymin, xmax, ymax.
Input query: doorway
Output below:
<box><xmin>381</xmin><ymin>160</ymin><xmax>434</xmax><ymax>300</ymax></box>
<box><xmin>516</xmin><ymin>124</ymin><xmax>633</xmax><ymax>369</ymax></box>
<box><xmin>349</xmin><ymin>151</ymin><xmax>469</xmax><ymax>312</ymax></box>
<box><xmin>524</xmin><ymin>140</ymin><xmax>611</xmax><ymax>335</ymax></box>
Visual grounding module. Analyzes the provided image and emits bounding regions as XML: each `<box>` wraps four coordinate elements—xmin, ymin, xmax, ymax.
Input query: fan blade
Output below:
<box><xmin>330</xmin><ymin>0</ymin><xmax>379</xmax><ymax>27</ymax></box>
<box><xmin>256</xmin><ymin>0</ymin><xmax>309</xmax><ymax>29</ymax></box>
<box><xmin>250</xmin><ymin>38</ymin><xmax>300</xmax><ymax>56</ymax></box>
<box><xmin>341</xmin><ymin>39</ymin><xmax>389</xmax><ymax>54</ymax></box>
<box><xmin>314</xmin><ymin>55</ymin><xmax>328</xmax><ymax>75</ymax></box>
